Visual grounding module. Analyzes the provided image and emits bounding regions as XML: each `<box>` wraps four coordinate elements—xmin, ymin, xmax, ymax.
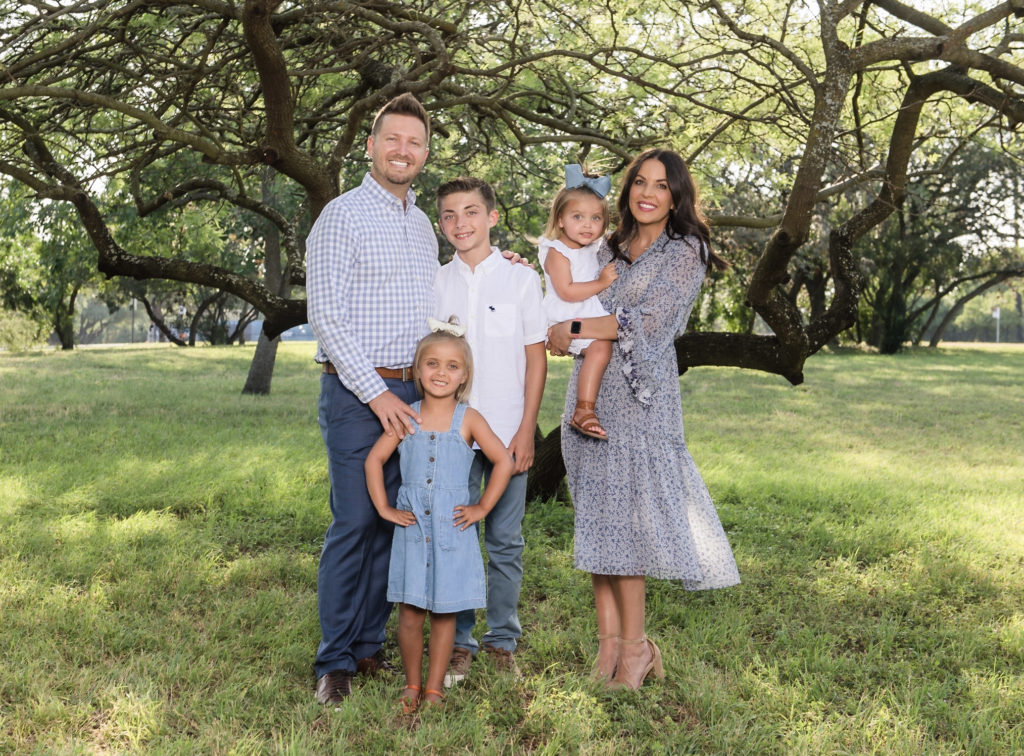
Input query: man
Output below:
<box><xmin>305</xmin><ymin>93</ymin><xmax>437</xmax><ymax>704</ymax></box>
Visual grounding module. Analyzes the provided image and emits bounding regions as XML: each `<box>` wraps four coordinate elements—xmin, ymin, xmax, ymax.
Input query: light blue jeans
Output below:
<box><xmin>454</xmin><ymin>452</ymin><xmax>526</xmax><ymax>653</ymax></box>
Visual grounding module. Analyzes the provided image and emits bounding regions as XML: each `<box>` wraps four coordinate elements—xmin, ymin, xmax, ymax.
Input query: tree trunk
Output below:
<box><xmin>913</xmin><ymin>290</ymin><xmax>943</xmax><ymax>346</ymax></box>
<box><xmin>139</xmin><ymin>295</ymin><xmax>187</xmax><ymax>346</ymax></box>
<box><xmin>242</xmin><ymin>330</ymin><xmax>280</xmax><ymax>395</ymax></box>
<box><xmin>929</xmin><ymin>273</ymin><xmax>1014</xmax><ymax>347</ymax></box>
<box><xmin>54</xmin><ymin>286</ymin><xmax>79</xmax><ymax>350</ymax></box>
<box><xmin>55</xmin><ymin>317</ymin><xmax>74</xmax><ymax>350</ymax></box>
<box><xmin>526</xmin><ymin>425</ymin><xmax>568</xmax><ymax>504</ymax></box>
<box><xmin>242</xmin><ymin>167</ymin><xmax>288</xmax><ymax>395</ymax></box>
<box><xmin>804</xmin><ymin>267</ymin><xmax>838</xmax><ymax>346</ymax></box>
<box><xmin>189</xmin><ymin>290</ymin><xmax>224</xmax><ymax>346</ymax></box>
<box><xmin>1016</xmin><ymin>291</ymin><xmax>1023</xmax><ymax>343</ymax></box>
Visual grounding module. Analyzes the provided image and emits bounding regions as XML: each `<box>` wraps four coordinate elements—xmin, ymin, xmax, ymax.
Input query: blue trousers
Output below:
<box><xmin>454</xmin><ymin>452</ymin><xmax>526</xmax><ymax>653</ymax></box>
<box><xmin>314</xmin><ymin>374</ymin><xmax>418</xmax><ymax>678</ymax></box>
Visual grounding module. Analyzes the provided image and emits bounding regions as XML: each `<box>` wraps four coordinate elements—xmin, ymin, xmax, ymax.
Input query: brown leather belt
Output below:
<box><xmin>321</xmin><ymin>362</ymin><xmax>414</xmax><ymax>381</ymax></box>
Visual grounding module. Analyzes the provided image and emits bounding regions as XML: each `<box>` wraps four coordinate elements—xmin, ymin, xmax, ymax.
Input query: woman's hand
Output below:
<box><xmin>547</xmin><ymin>320</ymin><xmax>572</xmax><ymax>356</ymax></box>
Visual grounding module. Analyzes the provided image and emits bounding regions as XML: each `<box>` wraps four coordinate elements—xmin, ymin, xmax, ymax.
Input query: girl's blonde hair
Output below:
<box><xmin>412</xmin><ymin>321</ymin><xmax>474</xmax><ymax>403</ymax></box>
<box><xmin>542</xmin><ymin>184</ymin><xmax>610</xmax><ymax>241</ymax></box>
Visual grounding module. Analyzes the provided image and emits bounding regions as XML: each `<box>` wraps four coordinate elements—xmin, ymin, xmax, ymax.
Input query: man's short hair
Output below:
<box><xmin>370</xmin><ymin>93</ymin><xmax>430</xmax><ymax>140</ymax></box>
<box><xmin>436</xmin><ymin>177</ymin><xmax>496</xmax><ymax>213</ymax></box>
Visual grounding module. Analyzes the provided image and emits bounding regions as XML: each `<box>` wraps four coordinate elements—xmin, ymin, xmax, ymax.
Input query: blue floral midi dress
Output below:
<box><xmin>386</xmin><ymin>402</ymin><xmax>487</xmax><ymax>612</ymax></box>
<box><xmin>562</xmin><ymin>233</ymin><xmax>741</xmax><ymax>588</ymax></box>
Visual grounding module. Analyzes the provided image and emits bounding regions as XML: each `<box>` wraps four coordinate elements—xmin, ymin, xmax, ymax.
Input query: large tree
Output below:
<box><xmin>0</xmin><ymin>191</ymin><xmax>108</xmax><ymax>350</ymax></box>
<box><xmin>857</xmin><ymin>143</ymin><xmax>1024</xmax><ymax>352</ymax></box>
<box><xmin>2</xmin><ymin>0</ymin><xmax>1023</xmax><ymax>490</ymax></box>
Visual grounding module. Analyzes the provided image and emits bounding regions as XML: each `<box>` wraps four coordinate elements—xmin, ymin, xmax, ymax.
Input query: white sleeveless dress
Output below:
<box><xmin>538</xmin><ymin>236</ymin><xmax>610</xmax><ymax>355</ymax></box>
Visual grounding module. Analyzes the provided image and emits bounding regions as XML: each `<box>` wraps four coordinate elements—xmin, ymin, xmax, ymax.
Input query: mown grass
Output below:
<box><xmin>1</xmin><ymin>342</ymin><xmax>1022</xmax><ymax>755</ymax></box>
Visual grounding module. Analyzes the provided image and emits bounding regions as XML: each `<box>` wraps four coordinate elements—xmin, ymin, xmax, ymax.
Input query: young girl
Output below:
<box><xmin>538</xmin><ymin>164</ymin><xmax>618</xmax><ymax>440</ymax></box>
<box><xmin>364</xmin><ymin>318</ymin><xmax>513</xmax><ymax>713</ymax></box>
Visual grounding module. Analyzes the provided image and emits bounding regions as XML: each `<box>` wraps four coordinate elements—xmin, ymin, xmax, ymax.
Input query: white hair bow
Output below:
<box><xmin>428</xmin><ymin>317</ymin><xmax>466</xmax><ymax>337</ymax></box>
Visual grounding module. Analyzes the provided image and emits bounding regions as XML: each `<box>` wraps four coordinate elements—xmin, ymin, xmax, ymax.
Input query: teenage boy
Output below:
<box><xmin>433</xmin><ymin>177</ymin><xmax>547</xmax><ymax>682</ymax></box>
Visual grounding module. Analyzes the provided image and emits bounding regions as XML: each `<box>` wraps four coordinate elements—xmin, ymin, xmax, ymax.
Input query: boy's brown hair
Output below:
<box><xmin>436</xmin><ymin>176</ymin><xmax>497</xmax><ymax>214</ymax></box>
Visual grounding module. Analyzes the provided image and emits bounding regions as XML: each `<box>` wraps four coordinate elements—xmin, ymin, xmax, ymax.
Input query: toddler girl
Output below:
<box><xmin>538</xmin><ymin>164</ymin><xmax>618</xmax><ymax>439</ymax></box>
<box><xmin>364</xmin><ymin>318</ymin><xmax>513</xmax><ymax>713</ymax></box>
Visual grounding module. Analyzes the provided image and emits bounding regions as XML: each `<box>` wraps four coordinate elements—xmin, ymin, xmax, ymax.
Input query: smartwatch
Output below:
<box><xmin>570</xmin><ymin>319</ymin><xmax>582</xmax><ymax>335</ymax></box>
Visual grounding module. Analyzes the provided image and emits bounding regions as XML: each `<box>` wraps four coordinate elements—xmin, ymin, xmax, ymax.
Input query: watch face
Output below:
<box><xmin>570</xmin><ymin>321</ymin><xmax>581</xmax><ymax>334</ymax></box>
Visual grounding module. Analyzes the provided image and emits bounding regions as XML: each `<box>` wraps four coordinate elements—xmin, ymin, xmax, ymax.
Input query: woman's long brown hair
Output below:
<box><xmin>608</xmin><ymin>149</ymin><xmax>728</xmax><ymax>271</ymax></box>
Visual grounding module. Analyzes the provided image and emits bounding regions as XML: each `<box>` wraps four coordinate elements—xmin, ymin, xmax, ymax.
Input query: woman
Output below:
<box><xmin>547</xmin><ymin>149</ymin><xmax>740</xmax><ymax>690</ymax></box>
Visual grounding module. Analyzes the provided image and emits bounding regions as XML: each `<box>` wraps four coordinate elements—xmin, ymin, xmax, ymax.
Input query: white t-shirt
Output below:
<box><xmin>434</xmin><ymin>249</ymin><xmax>547</xmax><ymax>447</ymax></box>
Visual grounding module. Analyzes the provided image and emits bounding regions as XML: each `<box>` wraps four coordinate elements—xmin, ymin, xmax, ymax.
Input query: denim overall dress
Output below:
<box><xmin>386</xmin><ymin>402</ymin><xmax>486</xmax><ymax>612</ymax></box>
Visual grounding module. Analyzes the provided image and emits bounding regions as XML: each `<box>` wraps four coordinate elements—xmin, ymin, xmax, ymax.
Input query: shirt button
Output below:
<box><xmin>425</xmin><ymin>509</ymin><xmax>431</xmax><ymax>515</ymax></box>
<box><xmin>430</xmin><ymin>434</ymin><xmax>436</xmax><ymax>440</ymax></box>
<box><xmin>426</xmin><ymin>478</ymin><xmax>432</xmax><ymax>484</ymax></box>
<box><xmin>425</xmin><ymin>536</ymin><xmax>431</xmax><ymax>543</ymax></box>
<box><xmin>429</xmin><ymin>457</ymin><xmax>435</xmax><ymax>462</ymax></box>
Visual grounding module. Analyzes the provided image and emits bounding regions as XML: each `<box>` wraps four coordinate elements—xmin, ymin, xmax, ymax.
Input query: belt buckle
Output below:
<box><xmin>401</xmin><ymin>367</ymin><xmax>413</xmax><ymax>382</ymax></box>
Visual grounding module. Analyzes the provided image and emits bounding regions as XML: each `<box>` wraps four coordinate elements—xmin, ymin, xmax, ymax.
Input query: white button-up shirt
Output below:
<box><xmin>434</xmin><ymin>249</ymin><xmax>546</xmax><ymax>446</ymax></box>
<box><xmin>306</xmin><ymin>173</ymin><xmax>439</xmax><ymax>402</ymax></box>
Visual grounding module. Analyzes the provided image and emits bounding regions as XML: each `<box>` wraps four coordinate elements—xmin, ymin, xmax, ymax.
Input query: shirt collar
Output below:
<box><xmin>361</xmin><ymin>172</ymin><xmax>418</xmax><ymax>211</ymax></box>
<box><xmin>453</xmin><ymin>246</ymin><xmax>501</xmax><ymax>274</ymax></box>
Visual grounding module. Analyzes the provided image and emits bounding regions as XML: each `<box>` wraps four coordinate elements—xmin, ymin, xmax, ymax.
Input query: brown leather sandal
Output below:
<box><xmin>570</xmin><ymin>400</ymin><xmax>608</xmax><ymax>440</ymax></box>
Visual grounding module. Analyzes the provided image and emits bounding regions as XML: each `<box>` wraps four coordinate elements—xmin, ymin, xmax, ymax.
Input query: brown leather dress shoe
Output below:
<box><xmin>356</xmin><ymin>649</ymin><xmax>395</xmax><ymax>677</ymax></box>
<box><xmin>315</xmin><ymin>670</ymin><xmax>353</xmax><ymax>704</ymax></box>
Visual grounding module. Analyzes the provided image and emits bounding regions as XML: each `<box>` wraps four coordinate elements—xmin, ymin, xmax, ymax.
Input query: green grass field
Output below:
<box><xmin>1</xmin><ymin>342</ymin><xmax>1022</xmax><ymax>755</ymax></box>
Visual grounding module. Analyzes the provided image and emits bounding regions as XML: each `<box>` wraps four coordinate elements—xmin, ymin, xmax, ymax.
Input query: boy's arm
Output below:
<box><xmin>364</xmin><ymin>433</ymin><xmax>415</xmax><ymax>527</ymax></box>
<box><xmin>454</xmin><ymin>409</ymin><xmax>514</xmax><ymax>529</ymax></box>
<box><xmin>508</xmin><ymin>341</ymin><xmax>547</xmax><ymax>474</ymax></box>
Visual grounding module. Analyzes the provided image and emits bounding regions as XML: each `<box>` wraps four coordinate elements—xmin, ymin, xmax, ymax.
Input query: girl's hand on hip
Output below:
<box><xmin>379</xmin><ymin>507</ymin><xmax>417</xmax><ymax>527</ymax></box>
<box><xmin>453</xmin><ymin>504</ymin><xmax>486</xmax><ymax>530</ymax></box>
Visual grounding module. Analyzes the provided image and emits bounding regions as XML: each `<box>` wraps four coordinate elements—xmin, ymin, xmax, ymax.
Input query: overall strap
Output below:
<box><xmin>407</xmin><ymin>400</ymin><xmax>422</xmax><ymax>433</ymax></box>
<box><xmin>448</xmin><ymin>402</ymin><xmax>468</xmax><ymax>432</ymax></box>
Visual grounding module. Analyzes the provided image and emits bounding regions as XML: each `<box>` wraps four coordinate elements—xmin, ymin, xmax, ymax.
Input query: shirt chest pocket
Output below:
<box><xmin>484</xmin><ymin>303</ymin><xmax>517</xmax><ymax>339</ymax></box>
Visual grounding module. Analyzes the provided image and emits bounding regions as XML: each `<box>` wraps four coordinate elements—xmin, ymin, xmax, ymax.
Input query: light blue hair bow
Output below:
<box><xmin>564</xmin><ymin>164</ymin><xmax>611</xmax><ymax>198</ymax></box>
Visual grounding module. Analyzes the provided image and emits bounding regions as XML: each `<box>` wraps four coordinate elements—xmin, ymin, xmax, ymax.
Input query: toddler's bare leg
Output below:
<box><xmin>576</xmin><ymin>339</ymin><xmax>611</xmax><ymax>405</ymax></box>
<box><xmin>570</xmin><ymin>340</ymin><xmax>612</xmax><ymax>439</ymax></box>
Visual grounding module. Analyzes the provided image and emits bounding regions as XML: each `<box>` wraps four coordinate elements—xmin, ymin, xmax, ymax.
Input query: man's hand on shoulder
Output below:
<box><xmin>368</xmin><ymin>390</ymin><xmax>420</xmax><ymax>438</ymax></box>
<box><xmin>499</xmin><ymin>249</ymin><xmax>534</xmax><ymax>268</ymax></box>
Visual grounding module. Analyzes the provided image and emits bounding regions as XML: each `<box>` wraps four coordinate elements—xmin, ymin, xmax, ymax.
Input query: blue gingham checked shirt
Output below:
<box><xmin>306</xmin><ymin>173</ymin><xmax>439</xmax><ymax>402</ymax></box>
